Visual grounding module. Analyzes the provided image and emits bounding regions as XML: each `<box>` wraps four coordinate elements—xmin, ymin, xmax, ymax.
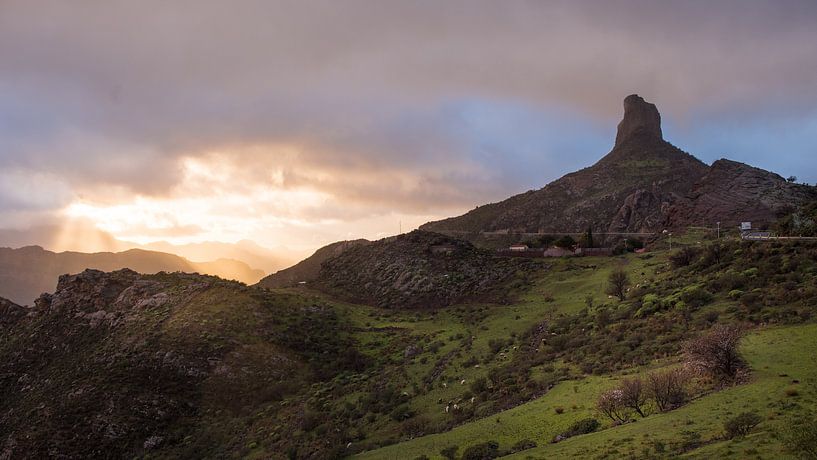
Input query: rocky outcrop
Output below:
<box><xmin>0</xmin><ymin>269</ymin><xmax>366</xmax><ymax>459</ymax></box>
<box><xmin>422</xmin><ymin>94</ymin><xmax>709</xmax><ymax>237</ymax></box>
<box><xmin>313</xmin><ymin>230</ymin><xmax>533</xmax><ymax>309</ymax></box>
<box><xmin>615</xmin><ymin>94</ymin><xmax>663</xmax><ymax>148</ymax></box>
<box><xmin>422</xmin><ymin>94</ymin><xmax>816</xmax><ymax>238</ymax></box>
<box><xmin>668</xmin><ymin>159</ymin><xmax>817</xmax><ymax>227</ymax></box>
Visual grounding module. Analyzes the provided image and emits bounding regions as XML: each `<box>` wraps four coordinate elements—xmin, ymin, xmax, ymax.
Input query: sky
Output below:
<box><xmin>1</xmin><ymin>0</ymin><xmax>817</xmax><ymax>257</ymax></box>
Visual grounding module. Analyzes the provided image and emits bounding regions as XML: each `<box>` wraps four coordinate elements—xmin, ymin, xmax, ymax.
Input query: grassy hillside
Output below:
<box><xmin>3</xmin><ymin>232</ymin><xmax>816</xmax><ymax>459</ymax></box>
<box><xmin>357</xmin><ymin>324</ymin><xmax>817</xmax><ymax>459</ymax></box>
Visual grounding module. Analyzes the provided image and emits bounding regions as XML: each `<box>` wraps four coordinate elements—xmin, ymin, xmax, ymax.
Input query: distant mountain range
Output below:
<box><xmin>421</xmin><ymin>94</ymin><xmax>817</xmax><ymax>237</ymax></box>
<box><xmin>0</xmin><ymin>246</ymin><xmax>264</xmax><ymax>305</ymax></box>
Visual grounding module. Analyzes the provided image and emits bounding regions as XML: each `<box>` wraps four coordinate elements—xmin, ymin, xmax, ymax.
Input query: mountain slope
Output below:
<box><xmin>0</xmin><ymin>246</ymin><xmax>264</xmax><ymax>305</ymax></box>
<box><xmin>0</xmin><ymin>269</ymin><xmax>367</xmax><ymax>459</ymax></box>
<box><xmin>309</xmin><ymin>230</ymin><xmax>535</xmax><ymax>309</ymax></box>
<box><xmin>422</xmin><ymin>94</ymin><xmax>816</xmax><ymax>237</ymax></box>
<box><xmin>257</xmin><ymin>239</ymin><xmax>370</xmax><ymax>289</ymax></box>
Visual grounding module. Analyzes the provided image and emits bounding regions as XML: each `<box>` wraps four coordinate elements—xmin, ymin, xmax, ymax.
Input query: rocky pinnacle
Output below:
<box><xmin>615</xmin><ymin>94</ymin><xmax>663</xmax><ymax>147</ymax></box>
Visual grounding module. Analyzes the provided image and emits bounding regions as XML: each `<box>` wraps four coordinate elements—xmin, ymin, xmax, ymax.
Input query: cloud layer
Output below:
<box><xmin>1</xmin><ymin>0</ymin><xmax>816</xmax><ymax>251</ymax></box>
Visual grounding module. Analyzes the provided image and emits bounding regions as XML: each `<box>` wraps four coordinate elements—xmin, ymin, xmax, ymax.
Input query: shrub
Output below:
<box><xmin>683</xmin><ymin>324</ymin><xmax>746</xmax><ymax>381</ymax></box>
<box><xmin>554</xmin><ymin>406</ymin><xmax>565</xmax><ymax>414</ymax></box>
<box><xmin>670</xmin><ymin>247</ymin><xmax>700</xmax><ymax>268</ymax></box>
<box><xmin>724</xmin><ymin>412</ymin><xmax>762</xmax><ymax>439</ymax></box>
<box><xmin>389</xmin><ymin>404</ymin><xmax>413</xmax><ymax>421</ymax></box>
<box><xmin>781</xmin><ymin>414</ymin><xmax>817</xmax><ymax>459</ymax></box>
<box><xmin>554</xmin><ymin>235</ymin><xmax>576</xmax><ymax>249</ymax></box>
<box><xmin>647</xmin><ymin>368</ymin><xmax>689</xmax><ymax>412</ymax></box>
<box><xmin>461</xmin><ymin>441</ymin><xmax>500</xmax><ymax>460</ymax></box>
<box><xmin>509</xmin><ymin>439</ymin><xmax>537</xmax><ymax>453</ymax></box>
<box><xmin>440</xmin><ymin>446</ymin><xmax>459</xmax><ymax>460</ymax></box>
<box><xmin>555</xmin><ymin>418</ymin><xmax>600</xmax><ymax>442</ymax></box>
<box><xmin>679</xmin><ymin>286</ymin><xmax>713</xmax><ymax>308</ymax></box>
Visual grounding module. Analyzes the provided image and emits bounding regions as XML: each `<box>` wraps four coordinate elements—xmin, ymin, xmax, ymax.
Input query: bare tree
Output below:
<box><xmin>683</xmin><ymin>324</ymin><xmax>746</xmax><ymax>381</ymax></box>
<box><xmin>647</xmin><ymin>368</ymin><xmax>689</xmax><ymax>412</ymax></box>
<box><xmin>619</xmin><ymin>377</ymin><xmax>648</xmax><ymax>417</ymax></box>
<box><xmin>606</xmin><ymin>269</ymin><xmax>629</xmax><ymax>301</ymax></box>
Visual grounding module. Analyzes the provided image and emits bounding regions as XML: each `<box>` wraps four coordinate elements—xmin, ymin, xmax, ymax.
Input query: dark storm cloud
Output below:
<box><xmin>1</xmin><ymin>0</ymin><xmax>816</xmax><ymax>220</ymax></box>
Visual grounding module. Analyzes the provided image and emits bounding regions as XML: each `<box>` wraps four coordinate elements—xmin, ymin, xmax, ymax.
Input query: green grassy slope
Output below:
<box><xmin>356</xmin><ymin>324</ymin><xmax>817</xmax><ymax>459</ymax></box>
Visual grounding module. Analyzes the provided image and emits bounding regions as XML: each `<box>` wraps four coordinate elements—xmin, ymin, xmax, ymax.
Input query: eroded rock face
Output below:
<box><xmin>615</xmin><ymin>94</ymin><xmax>663</xmax><ymax>147</ymax></box>
<box><xmin>668</xmin><ymin>159</ymin><xmax>817</xmax><ymax>227</ymax></box>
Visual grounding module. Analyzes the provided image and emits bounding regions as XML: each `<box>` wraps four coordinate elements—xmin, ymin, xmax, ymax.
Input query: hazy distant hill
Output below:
<box><xmin>139</xmin><ymin>239</ymin><xmax>301</xmax><ymax>275</ymax></box>
<box><xmin>0</xmin><ymin>246</ymin><xmax>264</xmax><ymax>305</ymax></box>
<box><xmin>422</xmin><ymin>95</ymin><xmax>817</xmax><ymax>237</ymax></box>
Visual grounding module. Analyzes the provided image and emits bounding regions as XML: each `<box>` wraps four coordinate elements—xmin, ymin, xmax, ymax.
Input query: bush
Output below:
<box><xmin>683</xmin><ymin>324</ymin><xmax>746</xmax><ymax>381</ymax></box>
<box><xmin>461</xmin><ymin>441</ymin><xmax>500</xmax><ymax>460</ymax></box>
<box><xmin>781</xmin><ymin>414</ymin><xmax>817</xmax><ymax>459</ymax></box>
<box><xmin>440</xmin><ymin>446</ymin><xmax>459</xmax><ymax>460</ymax></box>
<box><xmin>554</xmin><ymin>235</ymin><xmax>576</xmax><ymax>249</ymax></box>
<box><xmin>724</xmin><ymin>412</ymin><xmax>762</xmax><ymax>439</ymax></box>
<box><xmin>670</xmin><ymin>247</ymin><xmax>700</xmax><ymax>268</ymax></box>
<box><xmin>389</xmin><ymin>404</ymin><xmax>413</xmax><ymax>421</ymax></box>
<box><xmin>555</xmin><ymin>418</ymin><xmax>600</xmax><ymax>442</ymax></box>
<box><xmin>647</xmin><ymin>368</ymin><xmax>689</xmax><ymax>412</ymax></box>
<box><xmin>509</xmin><ymin>439</ymin><xmax>537</xmax><ymax>453</ymax></box>
<box><xmin>679</xmin><ymin>286</ymin><xmax>713</xmax><ymax>308</ymax></box>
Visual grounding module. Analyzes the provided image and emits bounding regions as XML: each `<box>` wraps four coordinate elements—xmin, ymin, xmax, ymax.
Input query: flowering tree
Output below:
<box><xmin>596</xmin><ymin>388</ymin><xmax>630</xmax><ymax>422</ymax></box>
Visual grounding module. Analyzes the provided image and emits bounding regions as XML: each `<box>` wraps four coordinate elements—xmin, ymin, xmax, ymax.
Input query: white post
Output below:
<box><xmin>717</xmin><ymin>221</ymin><xmax>720</xmax><ymax>239</ymax></box>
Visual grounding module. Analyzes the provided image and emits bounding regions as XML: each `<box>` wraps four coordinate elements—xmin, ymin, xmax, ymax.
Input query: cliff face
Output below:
<box><xmin>422</xmin><ymin>95</ymin><xmax>816</xmax><ymax>237</ymax></box>
<box><xmin>667</xmin><ymin>159</ymin><xmax>817</xmax><ymax>227</ymax></box>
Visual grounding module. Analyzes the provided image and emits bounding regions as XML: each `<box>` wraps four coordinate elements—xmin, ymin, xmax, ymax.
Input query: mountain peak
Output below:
<box><xmin>615</xmin><ymin>94</ymin><xmax>663</xmax><ymax>147</ymax></box>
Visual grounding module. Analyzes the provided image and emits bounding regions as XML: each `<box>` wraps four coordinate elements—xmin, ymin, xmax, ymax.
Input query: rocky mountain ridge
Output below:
<box><xmin>292</xmin><ymin>230</ymin><xmax>536</xmax><ymax>309</ymax></box>
<box><xmin>0</xmin><ymin>269</ymin><xmax>366</xmax><ymax>459</ymax></box>
<box><xmin>422</xmin><ymin>95</ymin><xmax>816</xmax><ymax>237</ymax></box>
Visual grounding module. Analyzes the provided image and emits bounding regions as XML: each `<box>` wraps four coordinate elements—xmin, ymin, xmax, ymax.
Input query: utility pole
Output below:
<box><xmin>717</xmin><ymin>221</ymin><xmax>720</xmax><ymax>239</ymax></box>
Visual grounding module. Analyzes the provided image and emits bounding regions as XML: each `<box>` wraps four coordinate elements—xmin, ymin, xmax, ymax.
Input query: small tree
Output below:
<box><xmin>582</xmin><ymin>226</ymin><xmax>594</xmax><ymax>248</ymax></box>
<box><xmin>683</xmin><ymin>324</ymin><xmax>746</xmax><ymax>381</ymax></box>
<box><xmin>597</xmin><ymin>388</ymin><xmax>629</xmax><ymax>423</ymax></box>
<box><xmin>606</xmin><ymin>269</ymin><xmax>630</xmax><ymax>300</ymax></box>
<box><xmin>620</xmin><ymin>377</ymin><xmax>648</xmax><ymax>417</ymax></box>
<box><xmin>787</xmin><ymin>175</ymin><xmax>798</xmax><ymax>183</ymax></box>
<box><xmin>647</xmin><ymin>368</ymin><xmax>689</xmax><ymax>412</ymax></box>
